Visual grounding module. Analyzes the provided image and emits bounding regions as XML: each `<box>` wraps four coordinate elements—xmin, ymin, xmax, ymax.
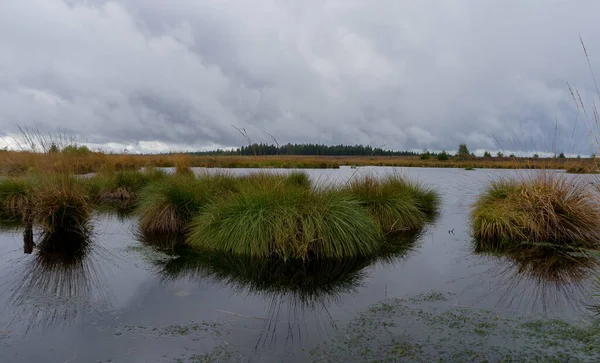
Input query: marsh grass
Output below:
<box><xmin>285</xmin><ymin>171</ymin><xmax>312</xmax><ymax>188</ymax></box>
<box><xmin>174</xmin><ymin>156</ymin><xmax>194</xmax><ymax>176</ymax></box>
<box><xmin>345</xmin><ymin>175</ymin><xmax>439</xmax><ymax>233</ymax></box>
<box><xmin>187</xmin><ymin>184</ymin><xmax>381</xmax><ymax>260</ymax></box>
<box><xmin>471</xmin><ymin>173</ymin><xmax>600</xmax><ymax>249</ymax></box>
<box><xmin>0</xmin><ymin>177</ymin><xmax>33</xmax><ymax>222</ymax></box>
<box><xmin>33</xmin><ymin>175</ymin><xmax>90</xmax><ymax>234</ymax></box>
<box><xmin>82</xmin><ymin>169</ymin><xmax>166</xmax><ymax>209</ymax></box>
<box><xmin>136</xmin><ymin>173</ymin><xmax>239</xmax><ymax>235</ymax></box>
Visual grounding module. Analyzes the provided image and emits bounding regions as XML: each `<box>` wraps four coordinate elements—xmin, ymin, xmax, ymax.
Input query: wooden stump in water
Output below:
<box><xmin>23</xmin><ymin>223</ymin><xmax>34</xmax><ymax>254</ymax></box>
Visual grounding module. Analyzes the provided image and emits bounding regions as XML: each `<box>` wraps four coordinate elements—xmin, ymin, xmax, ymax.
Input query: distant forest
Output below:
<box><xmin>189</xmin><ymin>143</ymin><xmax>419</xmax><ymax>156</ymax></box>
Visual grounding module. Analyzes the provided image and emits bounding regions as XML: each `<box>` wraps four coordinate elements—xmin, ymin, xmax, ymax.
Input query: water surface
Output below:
<box><xmin>0</xmin><ymin>167</ymin><xmax>598</xmax><ymax>362</ymax></box>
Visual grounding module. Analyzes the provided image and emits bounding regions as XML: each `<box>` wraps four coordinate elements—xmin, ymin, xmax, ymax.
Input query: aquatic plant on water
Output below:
<box><xmin>135</xmin><ymin>174</ymin><xmax>237</xmax><ymax>236</ymax></box>
<box><xmin>187</xmin><ymin>184</ymin><xmax>381</xmax><ymax>260</ymax></box>
<box><xmin>31</xmin><ymin>175</ymin><xmax>92</xmax><ymax>254</ymax></box>
<box><xmin>82</xmin><ymin>169</ymin><xmax>166</xmax><ymax>208</ymax></box>
<box><xmin>345</xmin><ymin>175</ymin><xmax>439</xmax><ymax>233</ymax></box>
<box><xmin>471</xmin><ymin>173</ymin><xmax>600</xmax><ymax>249</ymax></box>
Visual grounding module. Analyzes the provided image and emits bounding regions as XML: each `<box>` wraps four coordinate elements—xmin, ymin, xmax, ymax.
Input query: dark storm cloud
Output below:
<box><xmin>1</xmin><ymin>0</ymin><xmax>600</xmax><ymax>153</ymax></box>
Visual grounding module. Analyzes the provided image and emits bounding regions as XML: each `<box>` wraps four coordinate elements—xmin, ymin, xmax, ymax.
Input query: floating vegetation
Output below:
<box><xmin>471</xmin><ymin>173</ymin><xmax>600</xmax><ymax>249</ymax></box>
<box><xmin>309</xmin><ymin>292</ymin><xmax>600</xmax><ymax>362</ymax></box>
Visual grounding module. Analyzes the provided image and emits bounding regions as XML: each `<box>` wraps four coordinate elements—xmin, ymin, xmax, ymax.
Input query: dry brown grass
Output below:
<box><xmin>471</xmin><ymin>172</ymin><xmax>600</xmax><ymax>249</ymax></box>
<box><xmin>0</xmin><ymin>151</ymin><xmax>591</xmax><ymax>175</ymax></box>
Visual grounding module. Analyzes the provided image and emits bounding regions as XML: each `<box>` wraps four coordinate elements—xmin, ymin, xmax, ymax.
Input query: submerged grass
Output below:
<box><xmin>471</xmin><ymin>173</ymin><xmax>600</xmax><ymax>249</ymax></box>
<box><xmin>187</xmin><ymin>184</ymin><xmax>381</xmax><ymax>260</ymax></box>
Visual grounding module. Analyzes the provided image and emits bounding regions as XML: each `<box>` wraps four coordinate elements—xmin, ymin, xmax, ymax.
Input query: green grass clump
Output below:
<box><xmin>285</xmin><ymin>171</ymin><xmax>312</xmax><ymax>188</ymax></box>
<box><xmin>471</xmin><ymin>174</ymin><xmax>600</xmax><ymax>249</ymax></box>
<box><xmin>136</xmin><ymin>174</ymin><xmax>238</xmax><ymax>235</ymax></box>
<box><xmin>0</xmin><ymin>177</ymin><xmax>33</xmax><ymax>222</ymax></box>
<box><xmin>187</xmin><ymin>185</ymin><xmax>381</xmax><ymax>260</ymax></box>
<box><xmin>30</xmin><ymin>175</ymin><xmax>92</xmax><ymax>254</ymax></box>
<box><xmin>82</xmin><ymin>169</ymin><xmax>166</xmax><ymax>207</ymax></box>
<box><xmin>345</xmin><ymin>175</ymin><xmax>439</xmax><ymax>233</ymax></box>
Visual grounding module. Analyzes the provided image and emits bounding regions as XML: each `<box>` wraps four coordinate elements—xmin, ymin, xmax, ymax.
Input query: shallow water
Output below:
<box><xmin>0</xmin><ymin>167</ymin><xmax>599</xmax><ymax>362</ymax></box>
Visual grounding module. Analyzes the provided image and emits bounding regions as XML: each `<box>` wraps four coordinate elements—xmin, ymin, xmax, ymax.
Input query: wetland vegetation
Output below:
<box><xmin>0</xmin><ymin>168</ymin><xmax>440</xmax><ymax>261</ymax></box>
<box><xmin>471</xmin><ymin>173</ymin><xmax>600</xmax><ymax>250</ymax></box>
<box><xmin>2</xmin><ymin>137</ymin><xmax>600</xmax><ymax>361</ymax></box>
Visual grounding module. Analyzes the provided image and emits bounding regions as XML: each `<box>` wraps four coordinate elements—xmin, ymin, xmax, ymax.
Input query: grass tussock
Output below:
<box><xmin>136</xmin><ymin>174</ymin><xmax>239</xmax><ymax>235</ymax></box>
<box><xmin>471</xmin><ymin>174</ymin><xmax>600</xmax><ymax>249</ymax></box>
<box><xmin>32</xmin><ymin>175</ymin><xmax>91</xmax><ymax>235</ymax></box>
<box><xmin>345</xmin><ymin>175</ymin><xmax>439</xmax><ymax>233</ymax></box>
<box><xmin>174</xmin><ymin>156</ymin><xmax>194</xmax><ymax>176</ymax></box>
<box><xmin>0</xmin><ymin>177</ymin><xmax>33</xmax><ymax>222</ymax></box>
<box><xmin>82</xmin><ymin>169</ymin><xmax>166</xmax><ymax>207</ymax></box>
<box><xmin>187</xmin><ymin>185</ymin><xmax>381</xmax><ymax>260</ymax></box>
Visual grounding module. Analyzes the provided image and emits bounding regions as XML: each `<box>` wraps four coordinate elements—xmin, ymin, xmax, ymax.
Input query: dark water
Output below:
<box><xmin>0</xmin><ymin>167</ymin><xmax>599</xmax><ymax>362</ymax></box>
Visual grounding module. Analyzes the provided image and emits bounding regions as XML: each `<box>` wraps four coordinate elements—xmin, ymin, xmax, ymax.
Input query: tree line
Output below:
<box><xmin>191</xmin><ymin>143</ymin><xmax>420</xmax><ymax>156</ymax></box>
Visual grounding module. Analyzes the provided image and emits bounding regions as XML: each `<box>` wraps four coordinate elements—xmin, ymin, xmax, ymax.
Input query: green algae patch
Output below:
<box><xmin>309</xmin><ymin>292</ymin><xmax>600</xmax><ymax>362</ymax></box>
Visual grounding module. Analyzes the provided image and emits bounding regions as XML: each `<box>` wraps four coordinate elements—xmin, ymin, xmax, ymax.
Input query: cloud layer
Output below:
<box><xmin>1</xmin><ymin>0</ymin><xmax>600</xmax><ymax>154</ymax></box>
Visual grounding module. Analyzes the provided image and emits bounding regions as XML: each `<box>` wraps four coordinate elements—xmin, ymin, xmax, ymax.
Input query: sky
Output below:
<box><xmin>1</xmin><ymin>0</ymin><xmax>600</xmax><ymax>155</ymax></box>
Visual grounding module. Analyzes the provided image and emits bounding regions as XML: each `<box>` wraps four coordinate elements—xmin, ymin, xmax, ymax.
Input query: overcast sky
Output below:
<box><xmin>1</xmin><ymin>0</ymin><xmax>600</xmax><ymax>154</ymax></box>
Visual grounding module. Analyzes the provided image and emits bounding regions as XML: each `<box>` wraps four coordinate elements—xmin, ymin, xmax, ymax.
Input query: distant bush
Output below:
<box><xmin>62</xmin><ymin>144</ymin><xmax>92</xmax><ymax>155</ymax></box>
<box><xmin>437</xmin><ymin>151</ymin><xmax>449</xmax><ymax>161</ymax></box>
<box><xmin>483</xmin><ymin>151</ymin><xmax>492</xmax><ymax>158</ymax></box>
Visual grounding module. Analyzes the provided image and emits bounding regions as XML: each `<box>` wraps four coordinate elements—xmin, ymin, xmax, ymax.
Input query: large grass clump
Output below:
<box><xmin>187</xmin><ymin>184</ymin><xmax>381</xmax><ymax>260</ymax></box>
<box><xmin>471</xmin><ymin>174</ymin><xmax>600</xmax><ymax>249</ymax></box>
<box><xmin>33</xmin><ymin>176</ymin><xmax>91</xmax><ymax>234</ymax></box>
<box><xmin>135</xmin><ymin>173</ymin><xmax>239</xmax><ymax>236</ymax></box>
<box><xmin>345</xmin><ymin>175</ymin><xmax>439</xmax><ymax>233</ymax></box>
<box><xmin>26</xmin><ymin>175</ymin><xmax>92</xmax><ymax>255</ymax></box>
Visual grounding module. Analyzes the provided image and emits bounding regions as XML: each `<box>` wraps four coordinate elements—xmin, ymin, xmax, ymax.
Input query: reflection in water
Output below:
<box><xmin>6</xmin><ymin>228</ymin><xmax>112</xmax><ymax>333</ymax></box>
<box><xmin>471</xmin><ymin>242</ymin><xmax>599</xmax><ymax>313</ymax></box>
<box><xmin>95</xmin><ymin>204</ymin><xmax>136</xmax><ymax>222</ymax></box>
<box><xmin>140</xmin><ymin>229</ymin><xmax>426</xmax><ymax>352</ymax></box>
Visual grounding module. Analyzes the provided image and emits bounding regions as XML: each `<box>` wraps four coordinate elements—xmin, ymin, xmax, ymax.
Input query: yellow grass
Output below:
<box><xmin>0</xmin><ymin>150</ymin><xmax>591</xmax><ymax>176</ymax></box>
